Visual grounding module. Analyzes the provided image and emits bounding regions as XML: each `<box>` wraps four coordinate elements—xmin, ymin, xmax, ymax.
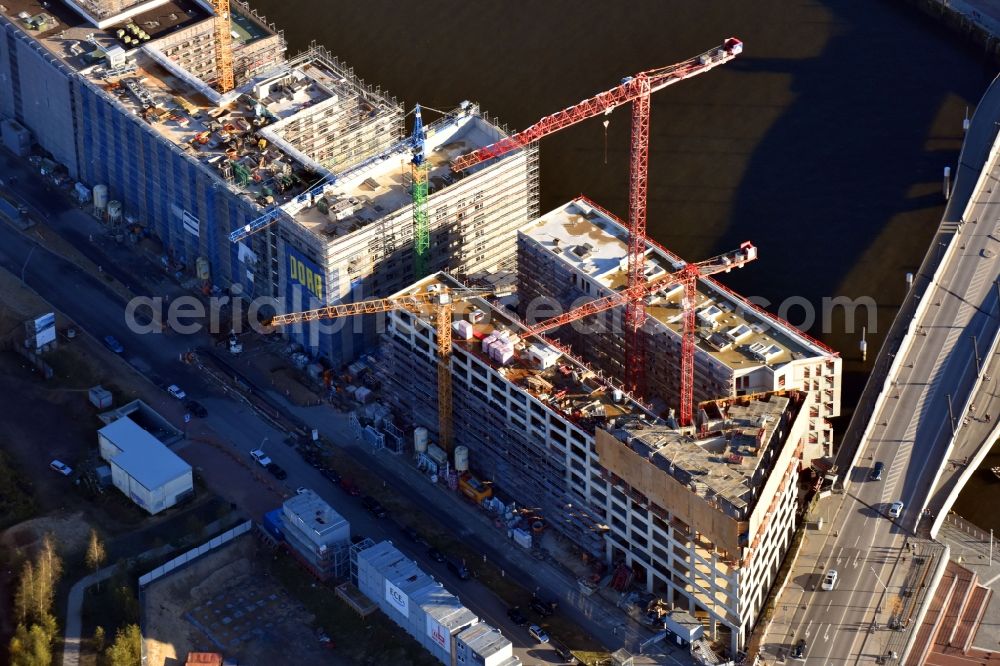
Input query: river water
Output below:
<box><xmin>251</xmin><ymin>0</ymin><xmax>999</xmax><ymax>528</ymax></box>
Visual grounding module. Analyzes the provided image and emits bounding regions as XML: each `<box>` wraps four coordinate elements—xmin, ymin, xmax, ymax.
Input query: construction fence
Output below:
<box><xmin>138</xmin><ymin>520</ymin><xmax>253</xmax><ymax>588</ymax></box>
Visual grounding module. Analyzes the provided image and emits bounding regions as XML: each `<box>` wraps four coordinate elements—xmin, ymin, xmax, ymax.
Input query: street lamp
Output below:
<box><xmin>21</xmin><ymin>245</ymin><xmax>36</xmax><ymax>286</ymax></box>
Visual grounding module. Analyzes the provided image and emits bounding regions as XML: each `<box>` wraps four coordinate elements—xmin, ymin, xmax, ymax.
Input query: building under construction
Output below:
<box><xmin>376</xmin><ymin>273</ymin><xmax>654</xmax><ymax>556</ymax></box>
<box><xmin>0</xmin><ymin>0</ymin><xmax>401</xmax><ymax>295</ymax></box>
<box><xmin>597</xmin><ymin>391</ymin><xmax>810</xmax><ymax>653</ymax></box>
<box><xmin>374</xmin><ymin>272</ymin><xmax>813</xmax><ymax>653</ymax></box>
<box><xmin>271</xmin><ymin>103</ymin><xmax>538</xmax><ymax>364</ymax></box>
<box><xmin>518</xmin><ymin>197</ymin><xmax>842</xmax><ymax>460</ymax></box>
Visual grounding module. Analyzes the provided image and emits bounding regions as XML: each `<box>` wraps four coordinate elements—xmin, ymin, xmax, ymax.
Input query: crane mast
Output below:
<box><xmin>264</xmin><ymin>286</ymin><xmax>494</xmax><ymax>452</ymax></box>
<box><xmin>411</xmin><ymin>105</ymin><xmax>432</xmax><ymax>278</ymax></box>
<box><xmin>211</xmin><ymin>0</ymin><xmax>235</xmax><ymax>93</ymax></box>
<box><xmin>451</xmin><ymin>37</ymin><xmax>743</xmax><ymax>398</ymax></box>
<box><xmin>520</xmin><ymin>242</ymin><xmax>758</xmax><ymax>425</ymax></box>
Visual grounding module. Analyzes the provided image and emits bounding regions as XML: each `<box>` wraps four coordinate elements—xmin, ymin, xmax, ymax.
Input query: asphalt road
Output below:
<box><xmin>0</xmin><ymin>170</ymin><xmax>575</xmax><ymax>664</ymax></box>
<box><xmin>763</xmin><ymin>97</ymin><xmax>1000</xmax><ymax>664</ymax></box>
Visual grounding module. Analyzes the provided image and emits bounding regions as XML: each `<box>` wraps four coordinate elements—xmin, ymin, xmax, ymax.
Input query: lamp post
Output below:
<box><xmin>21</xmin><ymin>245</ymin><xmax>36</xmax><ymax>286</ymax></box>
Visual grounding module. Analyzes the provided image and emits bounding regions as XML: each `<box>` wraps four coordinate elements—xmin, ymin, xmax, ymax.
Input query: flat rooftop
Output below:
<box><xmin>283</xmin><ymin>489</ymin><xmax>347</xmax><ymax>538</ymax></box>
<box><xmin>98</xmin><ymin>416</ymin><xmax>191</xmax><ymax>489</ymax></box>
<box><xmin>391</xmin><ymin>273</ymin><xmax>659</xmax><ymax>433</ymax></box>
<box><xmin>520</xmin><ymin>198</ymin><xmax>833</xmax><ymax>372</ymax></box>
<box><xmin>102</xmin><ymin>0</ymin><xmax>208</xmax><ymax>41</ymax></box>
<box><xmin>0</xmin><ymin>1</ymin><xmax>393</xmax><ymax>208</ymax></box>
<box><xmin>288</xmin><ymin>106</ymin><xmax>508</xmax><ymax>238</ymax></box>
<box><xmin>358</xmin><ymin>541</ymin><xmax>486</xmax><ymax>636</ymax></box>
<box><xmin>609</xmin><ymin>391</ymin><xmax>803</xmax><ymax>520</ymax></box>
<box><xmin>457</xmin><ymin>622</ymin><xmax>511</xmax><ymax>659</ymax></box>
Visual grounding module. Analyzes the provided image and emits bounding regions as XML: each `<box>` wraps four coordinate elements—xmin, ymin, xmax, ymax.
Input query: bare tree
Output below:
<box><xmin>85</xmin><ymin>529</ymin><xmax>107</xmax><ymax>589</ymax></box>
<box><xmin>13</xmin><ymin>560</ymin><xmax>36</xmax><ymax>624</ymax></box>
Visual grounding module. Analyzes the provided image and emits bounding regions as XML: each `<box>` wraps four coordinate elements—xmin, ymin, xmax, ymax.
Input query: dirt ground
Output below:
<box><xmin>142</xmin><ymin>535</ymin><xmax>331</xmax><ymax>666</ymax></box>
<box><xmin>0</xmin><ymin>513</ymin><xmax>92</xmax><ymax>558</ymax></box>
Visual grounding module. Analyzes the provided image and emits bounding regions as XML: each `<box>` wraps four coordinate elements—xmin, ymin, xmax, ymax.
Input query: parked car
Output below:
<box><xmin>889</xmin><ymin>501</ymin><xmax>904</xmax><ymax>518</ymax></box>
<box><xmin>250</xmin><ymin>448</ymin><xmax>272</xmax><ymax>467</ymax></box>
<box><xmin>507</xmin><ymin>607</ymin><xmax>527</xmax><ymax>626</ymax></box>
<box><xmin>49</xmin><ymin>460</ymin><xmax>72</xmax><ymax>476</ymax></box>
<box><xmin>320</xmin><ymin>468</ymin><xmax>342</xmax><ymax>485</ymax></box>
<box><xmin>530</xmin><ymin>596</ymin><xmax>556</xmax><ymax>617</ymax></box>
<box><xmin>821</xmin><ymin>569</ymin><xmax>838</xmax><ymax>591</ymax></box>
<box><xmin>296</xmin><ymin>487</ymin><xmax>310</xmax><ymax>495</ymax></box>
<box><xmin>870</xmin><ymin>461</ymin><xmax>884</xmax><ymax>481</ymax></box>
<box><xmin>340</xmin><ymin>477</ymin><xmax>361</xmax><ymax>496</ymax></box>
<box><xmin>266</xmin><ymin>462</ymin><xmax>287</xmax><ymax>480</ymax></box>
<box><xmin>167</xmin><ymin>384</ymin><xmax>187</xmax><ymax>400</ymax></box>
<box><xmin>447</xmin><ymin>558</ymin><xmax>470</xmax><ymax>580</ymax></box>
<box><xmin>184</xmin><ymin>400</ymin><xmax>207</xmax><ymax>418</ymax></box>
<box><xmin>103</xmin><ymin>335</ymin><xmax>124</xmax><ymax>353</ymax></box>
<box><xmin>792</xmin><ymin>639</ymin><xmax>807</xmax><ymax>659</ymax></box>
<box><xmin>427</xmin><ymin>547</ymin><xmax>446</xmax><ymax>563</ymax></box>
<box><xmin>362</xmin><ymin>496</ymin><xmax>387</xmax><ymax>518</ymax></box>
<box><xmin>402</xmin><ymin>526</ymin><xmax>420</xmax><ymax>542</ymax></box>
<box><xmin>528</xmin><ymin>625</ymin><xmax>550</xmax><ymax>644</ymax></box>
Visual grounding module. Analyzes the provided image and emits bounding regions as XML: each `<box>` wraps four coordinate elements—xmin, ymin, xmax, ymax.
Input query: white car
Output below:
<box><xmin>167</xmin><ymin>384</ymin><xmax>187</xmax><ymax>400</ymax></box>
<box><xmin>528</xmin><ymin>624</ymin><xmax>549</xmax><ymax>644</ymax></box>
<box><xmin>821</xmin><ymin>569</ymin><xmax>838</xmax><ymax>591</ymax></box>
<box><xmin>250</xmin><ymin>448</ymin><xmax>272</xmax><ymax>467</ymax></box>
<box><xmin>889</xmin><ymin>501</ymin><xmax>904</xmax><ymax>519</ymax></box>
<box><xmin>49</xmin><ymin>460</ymin><xmax>72</xmax><ymax>476</ymax></box>
<box><xmin>296</xmin><ymin>487</ymin><xmax>310</xmax><ymax>495</ymax></box>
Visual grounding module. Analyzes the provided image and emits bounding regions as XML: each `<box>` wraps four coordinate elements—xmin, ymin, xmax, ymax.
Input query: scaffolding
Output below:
<box><xmin>265</xmin><ymin>45</ymin><xmax>404</xmax><ymax>173</ymax></box>
<box><xmin>374</xmin><ymin>330</ymin><xmax>609</xmax><ymax>555</ymax></box>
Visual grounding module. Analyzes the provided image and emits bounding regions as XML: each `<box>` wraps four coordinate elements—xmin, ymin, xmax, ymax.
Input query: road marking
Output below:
<box><xmin>804</xmin><ymin>620</ymin><xmax>812</xmax><ymax>638</ymax></box>
<box><xmin>854</xmin><ymin>534</ymin><xmax>861</xmax><ymax>547</ymax></box>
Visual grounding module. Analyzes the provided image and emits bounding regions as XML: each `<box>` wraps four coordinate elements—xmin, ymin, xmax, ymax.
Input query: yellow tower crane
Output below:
<box><xmin>266</xmin><ymin>286</ymin><xmax>494</xmax><ymax>452</ymax></box>
<box><xmin>211</xmin><ymin>0</ymin><xmax>235</xmax><ymax>93</ymax></box>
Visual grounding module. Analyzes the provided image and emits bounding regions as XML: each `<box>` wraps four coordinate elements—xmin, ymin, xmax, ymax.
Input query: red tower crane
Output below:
<box><xmin>521</xmin><ymin>242</ymin><xmax>758</xmax><ymax>426</ymax></box>
<box><xmin>451</xmin><ymin>38</ymin><xmax>743</xmax><ymax>397</ymax></box>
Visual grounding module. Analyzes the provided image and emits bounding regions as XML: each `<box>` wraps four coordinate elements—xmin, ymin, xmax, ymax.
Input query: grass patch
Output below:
<box><xmin>0</xmin><ymin>448</ymin><xmax>38</xmax><ymax>530</ymax></box>
<box><xmin>268</xmin><ymin>551</ymin><xmax>439</xmax><ymax>666</ymax></box>
<box><xmin>81</xmin><ymin>560</ymin><xmax>140</xmax><ymax>639</ymax></box>
<box><xmin>44</xmin><ymin>347</ymin><xmax>101</xmax><ymax>389</ymax></box>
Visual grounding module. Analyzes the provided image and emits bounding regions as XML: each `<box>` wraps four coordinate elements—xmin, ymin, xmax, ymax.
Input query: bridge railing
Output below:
<box><xmin>840</xmin><ymin>119</ymin><xmax>1000</xmax><ymax>492</ymax></box>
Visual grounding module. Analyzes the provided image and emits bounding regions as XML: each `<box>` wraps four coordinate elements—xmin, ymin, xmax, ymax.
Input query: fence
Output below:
<box><xmin>138</xmin><ymin>520</ymin><xmax>252</xmax><ymax>588</ymax></box>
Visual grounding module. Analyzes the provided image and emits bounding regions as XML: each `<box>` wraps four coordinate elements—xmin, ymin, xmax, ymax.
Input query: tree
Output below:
<box><xmin>33</xmin><ymin>535</ymin><xmax>62</xmax><ymax>620</ymax></box>
<box><xmin>14</xmin><ymin>560</ymin><xmax>36</xmax><ymax>624</ymax></box>
<box><xmin>8</xmin><ymin>622</ymin><xmax>52</xmax><ymax>666</ymax></box>
<box><xmin>104</xmin><ymin>624</ymin><xmax>141</xmax><ymax>666</ymax></box>
<box><xmin>85</xmin><ymin>529</ymin><xmax>107</xmax><ymax>587</ymax></box>
<box><xmin>93</xmin><ymin>626</ymin><xmax>106</xmax><ymax>654</ymax></box>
